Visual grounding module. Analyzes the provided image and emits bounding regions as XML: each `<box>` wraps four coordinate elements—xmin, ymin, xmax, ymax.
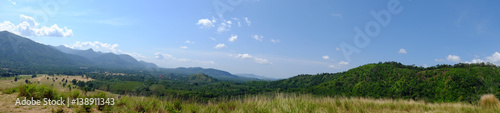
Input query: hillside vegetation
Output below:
<box><xmin>3</xmin><ymin>84</ymin><xmax>500</xmax><ymax>113</ymax></box>
<box><xmin>57</xmin><ymin>61</ymin><xmax>500</xmax><ymax>103</ymax></box>
<box><xmin>265</xmin><ymin>62</ymin><xmax>500</xmax><ymax>103</ymax></box>
<box><xmin>3</xmin><ymin>62</ymin><xmax>500</xmax><ymax>112</ymax></box>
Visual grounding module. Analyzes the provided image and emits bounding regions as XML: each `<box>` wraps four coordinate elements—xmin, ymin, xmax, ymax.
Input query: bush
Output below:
<box><xmin>2</xmin><ymin>87</ymin><xmax>17</xmax><ymax>94</ymax></box>
<box><xmin>91</xmin><ymin>91</ymin><xmax>109</xmax><ymax>111</ymax></box>
<box><xmin>479</xmin><ymin>94</ymin><xmax>500</xmax><ymax>108</ymax></box>
<box><xmin>17</xmin><ymin>84</ymin><xmax>59</xmax><ymax>100</ymax></box>
<box><xmin>69</xmin><ymin>90</ymin><xmax>80</xmax><ymax>99</ymax></box>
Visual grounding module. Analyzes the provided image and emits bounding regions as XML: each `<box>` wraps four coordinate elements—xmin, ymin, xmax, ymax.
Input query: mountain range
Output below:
<box><xmin>0</xmin><ymin>31</ymin><xmax>261</xmax><ymax>81</ymax></box>
<box><xmin>235</xmin><ymin>73</ymin><xmax>279</xmax><ymax>81</ymax></box>
<box><xmin>52</xmin><ymin>45</ymin><xmax>157</xmax><ymax>69</ymax></box>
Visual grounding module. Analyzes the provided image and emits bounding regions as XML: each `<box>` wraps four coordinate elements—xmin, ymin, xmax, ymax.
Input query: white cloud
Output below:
<box><xmin>196</xmin><ymin>19</ymin><xmax>214</xmax><ymax>28</ymax></box>
<box><xmin>235</xmin><ymin>53</ymin><xmax>271</xmax><ymax>64</ymax></box>
<box><xmin>322</xmin><ymin>55</ymin><xmax>330</xmax><ymax>60</ymax></box>
<box><xmin>97</xmin><ymin>17</ymin><xmax>131</xmax><ymax>26</ymax></box>
<box><xmin>486</xmin><ymin>52</ymin><xmax>500</xmax><ymax>63</ymax></box>
<box><xmin>252</xmin><ymin>34</ymin><xmax>263</xmax><ymax>41</ymax></box>
<box><xmin>180</xmin><ymin>46</ymin><xmax>188</xmax><ymax>49</ymax></box>
<box><xmin>65</xmin><ymin>41</ymin><xmax>122</xmax><ymax>54</ymax></box>
<box><xmin>198</xmin><ymin>17</ymin><xmax>250</xmax><ymax>33</ymax></box>
<box><xmin>236</xmin><ymin>54</ymin><xmax>253</xmax><ymax>59</ymax></box>
<box><xmin>327</xmin><ymin>61</ymin><xmax>349</xmax><ymax>69</ymax></box>
<box><xmin>154</xmin><ymin>52</ymin><xmax>169</xmax><ymax>59</ymax></box>
<box><xmin>254</xmin><ymin>58</ymin><xmax>270</xmax><ymax>64</ymax></box>
<box><xmin>0</xmin><ymin>21</ymin><xmax>16</xmax><ymax>31</ymax></box>
<box><xmin>461</xmin><ymin>52</ymin><xmax>500</xmax><ymax>65</ymax></box>
<box><xmin>65</xmin><ymin>41</ymin><xmax>147</xmax><ymax>60</ymax></box>
<box><xmin>434</xmin><ymin>59</ymin><xmax>445</xmax><ymax>62</ymax></box>
<box><xmin>125</xmin><ymin>52</ymin><xmax>146</xmax><ymax>60</ymax></box>
<box><xmin>228</xmin><ymin>35</ymin><xmax>238</xmax><ymax>42</ymax></box>
<box><xmin>211</xmin><ymin>17</ymin><xmax>217</xmax><ymax>23</ymax></box>
<box><xmin>214</xmin><ymin>44</ymin><xmax>226</xmax><ymax>49</ymax></box>
<box><xmin>244</xmin><ymin>17</ymin><xmax>251</xmax><ymax>26</ymax></box>
<box><xmin>230</xmin><ymin>18</ymin><xmax>242</xmax><ymax>27</ymax></box>
<box><xmin>184</xmin><ymin>40</ymin><xmax>195</xmax><ymax>44</ymax></box>
<box><xmin>217</xmin><ymin>20</ymin><xmax>232</xmax><ymax>32</ymax></box>
<box><xmin>0</xmin><ymin>14</ymin><xmax>73</xmax><ymax>37</ymax></box>
<box><xmin>8</xmin><ymin>0</ymin><xmax>16</xmax><ymax>5</ymax></box>
<box><xmin>465</xmin><ymin>59</ymin><xmax>485</xmax><ymax>64</ymax></box>
<box><xmin>446</xmin><ymin>55</ymin><xmax>461</xmax><ymax>62</ymax></box>
<box><xmin>398</xmin><ymin>48</ymin><xmax>407</xmax><ymax>54</ymax></box>
<box><xmin>270</xmin><ymin>39</ymin><xmax>280</xmax><ymax>43</ymax></box>
<box><xmin>155</xmin><ymin>52</ymin><xmax>214</xmax><ymax>65</ymax></box>
<box><xmin>338</xmin><ymin>61</ymin><xmax>349</xmax><ymax>65</ymax></box>
<box><xmin>336</xmin><ymin>47</ymin><xmax>340</xmax><ymax>51</ymax></box>
<box><xmin>423</xmin><ymin>64</ymin><xmax>428</xmax><ymax>68</ymax></box>
<box><xmin>210</xmin><ymin>37</ymin><xmax>216</xmax><ymax>41</ymax></box>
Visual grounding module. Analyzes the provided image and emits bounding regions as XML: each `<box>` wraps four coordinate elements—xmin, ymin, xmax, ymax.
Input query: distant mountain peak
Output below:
<box><xmin>86</xmin><ymin>48</ymin><xmax>94</xmax><ymax>52</ymax></box>
<box><xmin>0</xmin><ymin>31</ymin><xmax>92</xmax><ymax>67</ymax></box>
<box><xmin>52</xmin><ymin>45</ymin><xmax>158</xmax><ymax>69</ymax></box>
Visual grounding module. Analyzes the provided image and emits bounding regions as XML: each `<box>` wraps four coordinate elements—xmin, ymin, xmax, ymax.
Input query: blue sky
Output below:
<box><xmin>1</xmin><ymin>0</ymin><xmax>500</xmax><ymax>78</ymax></box>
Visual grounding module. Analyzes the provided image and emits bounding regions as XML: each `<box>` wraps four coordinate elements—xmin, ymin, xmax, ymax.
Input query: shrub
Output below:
<box><xmin>2</xmin><ymin>87</ymin><xmax>17</xmax><ymax>94</ymax></box>
<box><xmin>174</xmin><ymin>100</ymin><xmax>182</xmax><ymax>111</ymax></box>
<box><xmin>69</xmin><ymin>90</ymin><xmax>80</xmax><ymax>99</ymax></box>
<box><xmin>91</xmin><ymin>91</ymin><xmax>110</xmax><ymax>111</ymax></box>
<box><xmin>17</xmin><ymin>84</ymin><xmax>58</xmax><ymax>100</ymax></box>
<box><xmin>479</xmin><ymin>94</ymin><xmax>500</xmax><ymax>108</ymax></box>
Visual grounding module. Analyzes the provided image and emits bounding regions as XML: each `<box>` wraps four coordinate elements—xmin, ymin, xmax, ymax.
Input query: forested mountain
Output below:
<box><xmin>187</xmin><ymin>73</ymin><xmax>218</xmax><ymax>83</ymax></box>
<box><xmin>235</xmin><ymin>73</ymin><xmax>279</xmax><ymax>81</ymax></box>
<box><xmin>161</xmin><ymin>67</ymin><xmax>259</xmax><ymax>82</ymax></box>
<box><xmin>269</xmin><ymin>61</ymin><xmax>500</xmax><ymax>103</ymax></box>
<box><xmin>53</xmin><ymin>45</ymin><xmax>158</xmax><ymax>69</ymax></box>
<box><xmin>0</xmin><ymin>31</ymin><xmax>92</xmax><ymax>68</ymax></box>
<box><xmin>0</xmin><ymin>31</ymin><xmax>159</xmax><ymax>70</ymax></box>
<box><xmin>0</xmin><ymin>31</ymin><xmax>262</xmax><ymax>81</ymax></box>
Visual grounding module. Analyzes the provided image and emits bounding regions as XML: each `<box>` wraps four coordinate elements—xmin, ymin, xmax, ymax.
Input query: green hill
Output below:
<box><xmin>162</xmin><ymin>67</ymin><xmax>257</xmax><ymax>82</ymax></box>
<box><xmin>0</xmin><ymin>31</ymin><xmax>92</xmax><ymax>68</ymax></box>
<box><xmin>269</xmin><ymin>61</ymin><xmax>500</xmax><ymax>103</ymax></box>
<box><xmin>187</xmin><ymin>73</ymin><xmax>217</xmax><ymax>83</ymax></box>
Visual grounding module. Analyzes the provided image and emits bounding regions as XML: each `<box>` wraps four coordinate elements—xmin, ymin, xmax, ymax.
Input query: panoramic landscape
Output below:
<box><xmin>1</xmin><ymin>0</ymin><xmax>500</xmax><ymax>112</ymax></box>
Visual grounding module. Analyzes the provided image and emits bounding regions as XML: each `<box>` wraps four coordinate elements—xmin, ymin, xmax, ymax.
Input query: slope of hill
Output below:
<box><xmin>269</xmin><ymin>73</ymin><xmax>344</xmax><ymax>92</ymax></box>
<box><xmin>162</xmin><ymin>67</ymin><xmax>258</xmax><ymax>82</ymax></box>
<box><xmin>0</xmin><ymin>31</ymin><xmax>160</xmax><ymax>71</ymax></box>
<box><xmin>53</xmin><ymin>45</ymin><xmax>158</xmax><ymax>69</ymax></box>
<box><xmin>187</xmin><ymin>73</ymin><xmax>217</xmax><ymax>83</ymax></box>
<box><xmin>269</xmin><ymin>61</ymin><xmax>500</xmax><ymax>103</ymax></box>
<box><xmin>235</xmin><ymin>73</ymin><xmax>279</xmax><ymax>81</ymax></box>
<box><xmin>0</xmin><ymin>31</ymin><xmax>92</xmax><ymax>68</ymax></box>
<box><xmin>53</xmin><ymin>46</ymin><xmax>255</xmax><ymax>81</ymax></box>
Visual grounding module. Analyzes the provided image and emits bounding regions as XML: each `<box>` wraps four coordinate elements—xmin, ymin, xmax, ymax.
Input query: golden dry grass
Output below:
<box><xmin>479</xmin><ymin>94</ymin><xmax>500</xmax><ymax>108</ymax></box>
<box><xmin>110</xmin><ymin>93</ymin><xmax>500</xmax><ymax>113</ymax></box>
